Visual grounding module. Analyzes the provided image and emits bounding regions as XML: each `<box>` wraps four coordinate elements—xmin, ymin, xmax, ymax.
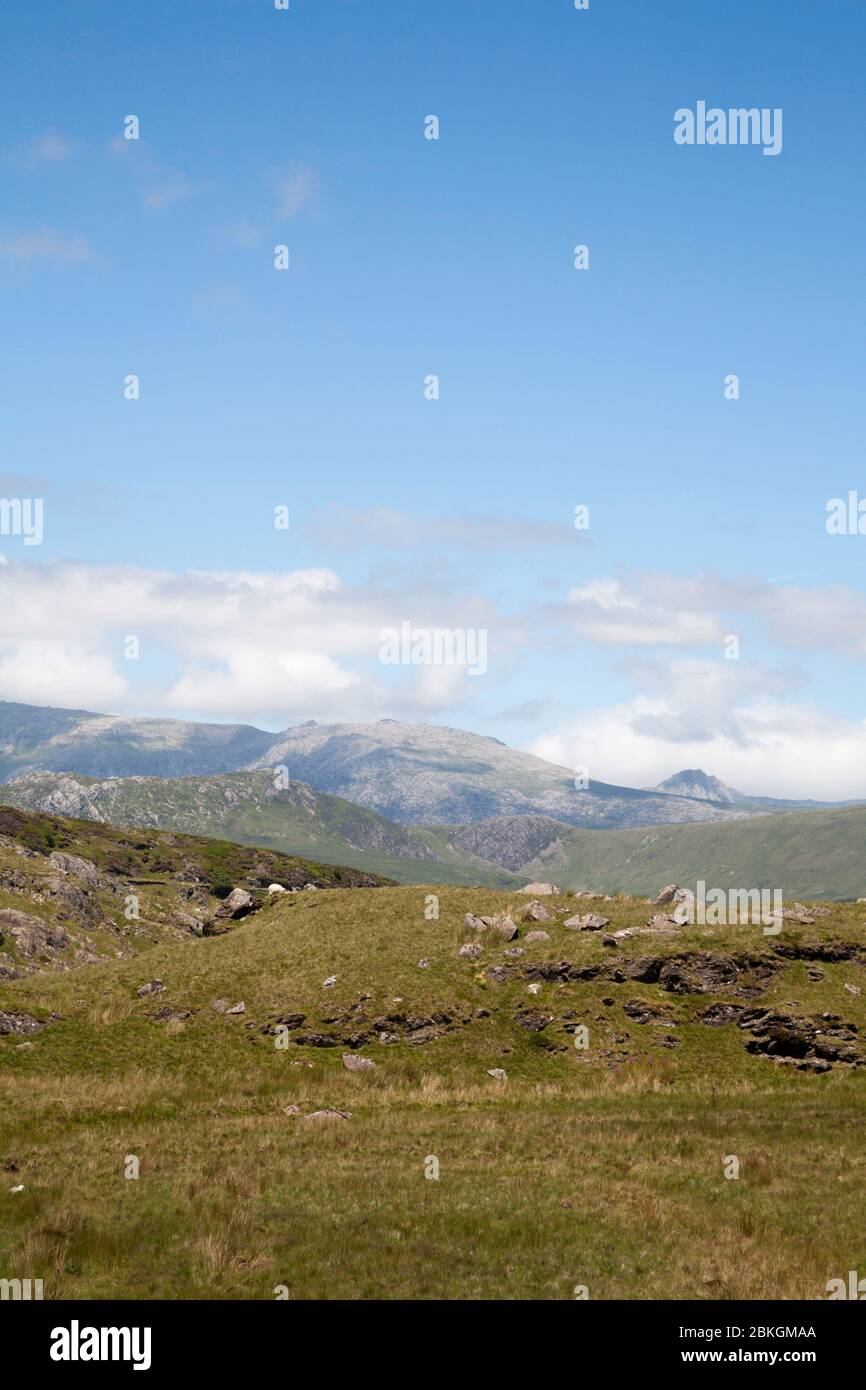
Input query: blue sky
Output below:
<box><xmin>1</xmin><ymin>0</ymin><xmax>865</xmax><ymax>797</ymax></box>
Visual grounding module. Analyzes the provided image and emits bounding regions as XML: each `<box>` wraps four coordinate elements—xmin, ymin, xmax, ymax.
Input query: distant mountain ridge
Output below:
<box><xmin>650</xmin><ymin>767</ymin><xmax>864</xmax><ymax>815</ymax></box>
<box><xmin>0</xmin><ymin>701</ymin><xmax>749</xmax><ymax>831</ymax></box>
<box><xmin>649</xmin><ymin>768</ymin><xmax>747</xmax><ymax>804</ymax></box>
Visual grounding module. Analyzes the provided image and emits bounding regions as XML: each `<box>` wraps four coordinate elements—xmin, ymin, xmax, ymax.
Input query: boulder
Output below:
<box><xmin>0</xmin><ymin>908</ymin><xmax>68</xmax><ymax>959</ymax></box>
<box><xmin>487</xmin><ymin>1067</ymin><xmax>508</xmax><ymax>1081</ymax></box>
<box><xmin>342</xmin><ymin>1053</ymin><xmax>376</xmax><ymax>1072</ymax></box>
<box><xmin>655</xmin><ymin>884</ymin><xmax>682</xmax><ymax>905</ymax></box>
<box><xmin>459</xmin><ymin>942</ymin><xmax>483</xmax><ymax>959</ymax></box>
<box><xmin>525</xmin><ymin>930</ymin><xmax>550</xmax><ymax>943</ymax></box>
<box><xmin>519</xmin><ymin>882</ymin><xmax>559</xmax><ymax>896</ymax></box>
<box><xmin>136</xmin><ymin>980</ymin><xmax>165</xmax><ymax>998</ymax></box>
<box><xmin>521</xmin><ymin>900</ymin><xmax>554</xmax><ymax>923</ymax></box>
<box><xmin>564</xmin><ymin>913</ymin><xmax>609</xmax><ymax>932</ymax></box>
<box><xmin>0</xmin><ymin>1010</ymin><xmax>50</xmax><ymax>1036</ymax></box>
<box><xmin>217</xmin><ymin>888</ymin><xmax>254</xmax><ymax>920</ymax></box>
<box><xmin>491</xmin><ymin>914</ymin><xmax>518</xmax><ymax>941</ymax></box>
<box><xmin>47</xmin><ymin>851</ymin><xmax>101</xmax><ymax>889</ymax></box>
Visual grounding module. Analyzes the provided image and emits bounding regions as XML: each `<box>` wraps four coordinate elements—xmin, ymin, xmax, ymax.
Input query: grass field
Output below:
<box><xmin>3</xmin><ymin>884</ymin><xmax>866</xmax><ymax>1300</ymax></box>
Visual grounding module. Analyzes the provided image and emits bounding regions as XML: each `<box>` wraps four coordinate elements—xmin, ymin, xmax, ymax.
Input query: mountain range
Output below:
<box><xmin>1</xmin><ymin>700</ymin><xmax>864</xmax><ymax>896</ymax></box>
<box><xmin>0</xmin><ymin>699</ymin><xmax>818</xmax><ymax>827</ymax></box>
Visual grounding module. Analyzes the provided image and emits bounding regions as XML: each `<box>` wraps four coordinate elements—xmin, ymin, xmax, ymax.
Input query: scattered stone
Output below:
<box><xmin>658</xmin><ymin>953</ymin><xmax>741</xmax><ymax>995</ymax></box>
<box><xmin>459</xmin><ymin>942</ymin><xmax>483</xmax><ymax>959</ymax></box>
<box><xmin>282</xmin><ymin>1104</ymin><xmax>300</xmax><ymax>1115</ymax></box>
<box><xmin>503</xmin><ymin>947</ymin><xmax>524</xmax><ymax>958</ymax></box>
<box><xmin>268</xmin><ymin>883</ymin><xmax>287</xmax><ymax>895</ymax></box>
<box><xmin>323</xmin><ymin>975</ymin><xmax>337</xmax><ymax>988</ymax></box>
<box><xmin>218</xmin><ymin>888</ymin><xmax>254</xmax><ymax>919</ymax></box>
<box><xmin>342</xmin><ymin>1053</ymin><xmax>376</xmax><ymax>1072</ymax></box>
<box><xmin>602</xmin><ymin>936</ymin><xmax>618</xmax><ymax>948</ymax></box>
<box><xmin>845</xmin><ymin>983</ymin><xmax>862</xmax><ymax>996</ymax></box>
<box><xmin>150</xmin><ymin>1007</ymin><xmax>193</xmax><ymax>1024</ymax></box>
<box><xmin>418</xmin><ymin>958</ymin><xmax>431</xmax><ymax>969</ymax></box>
<box><xmin>487</xmin><ymin>1067</ymin><xmax>507</xmax><ymax>1081</ymax></box>
<box><xmin>465</xmin><ymin>913</ymin><xmax>487</xmax><ymax>931</ymax></box>
<box><xmin>211</xmin><ymin>998</ymin><xmax>230</xmax><ymax>1013</ymax></box>
<box><xmin>525</xmin><ymin>930</ymin><xmax>550</xmax><ymax>944</ymax></box>
<box><xmin>519</xmin><ymin>882</ymin><xmax>559</xmax><ymax>895</ymax></box>
<box><xmin>0</xmin><ymin>1010</ymin><xmax>50</xmax><ymax>1036</ymax></box>
<box><xmin>47</xmin><ymin>852</ymin><xmax>101</xmax><ymax>889</ymax></box>
<box><xmin>305</xmin><ymin>1109</ymin><xmax>350</xmax><ymax>1122</ymax></box>
<box><xmin>655</xmin><ymin>885</ymin><xmax>682</xmax><ymax>905</ymax></box>
<box><xmin>564</xmin><ymin>913</ymin><xmax>610</xmax><ymax>932</ymax></box>
<box><xmin>521</xmin><ymin>900</ymin><xmax>554</xmax><ymax>923</ymax></box>
<box><xmin>527</xmin><ymin>982</ymin><xmax>541</xmax><ymax>995</ymax></box>
<box><xmin>136</xmin><ymin>980</ymin><xmax>165</xmax><ymax>998</ymax></box>
<box><xmin>0</xmin><ymin>909</ymin><xmax>68</xmax><ymax>960</ymax></box>
<box><xmin>742</xmin><ymin>1010</ymin><xmax>862</xmax><ymax>1067</ymax></box>
<box><xmin>226</xmin><ymin>1002</ymin><xmax>246</xmax><ymax>1015</ymax></box>
<box><xmin>515</xmin><ymin>1009</ymin><xmax>551</xmax><ymax>1032</ymax></box>
<box><xmin>699</xmin><ymin>1002</ymin><xmax>745</xmax><ymax>1027</ymax></box>
<box><xmin>623</xmin><ymin>999</ymin><xmax>677</xmax><ymax>1025</ymax></box>
<box><xmin>645</xmin><ymin>915</ymin><xmax>681</xmax><ymax>933</ymax></box>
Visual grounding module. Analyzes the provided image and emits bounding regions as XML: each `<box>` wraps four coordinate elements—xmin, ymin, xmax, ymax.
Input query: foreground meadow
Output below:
<box><xmin>3</xmin><ymin>885</ymin><xmax>866</xmax><ymax>1299</ymax></box>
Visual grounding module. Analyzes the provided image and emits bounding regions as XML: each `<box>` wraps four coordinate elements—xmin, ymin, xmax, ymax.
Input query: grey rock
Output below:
<box><xmin>342</xmin><ymin>1053</ymin><xmax>376</xmax><ymax>1072</ymax></box>
<box><xmin>564</xmin><ymin>913</ymin><xmax>610</xmax><ymax>932</ymax></box>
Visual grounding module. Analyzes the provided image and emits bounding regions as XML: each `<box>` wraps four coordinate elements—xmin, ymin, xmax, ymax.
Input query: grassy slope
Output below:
<box><xmin>2</xmin><ymin>882</ymin><xmax>866</xmax><ymax>1299</ymax></box>
<box><xmin>527</xmin><ymin>804</ymin><xmax>866</xmax><ymax>899</ymax></box>
<box><xmin>2</xmin><ymin>774</ymin><xmax>513</xmax><ymax>888</ymax></box>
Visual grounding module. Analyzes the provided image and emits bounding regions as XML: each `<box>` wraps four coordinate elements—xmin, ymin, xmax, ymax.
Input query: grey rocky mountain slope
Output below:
<box><xmin>244</xmin><ymin>720</ymin><xmax>749</xmax><ymax>828</ymax></box>
<box><xmin>649</xmin><ymin>768</ymin><xmax>746</xmax><ymax>804</ymax></box>
<box><xmin>650</xmin><ymin>767</ymin><xmax>865</xmax><ymax>814</ymax></box>
<box><xmin>1</xmin><ymin>770</ymin><xmax>438</xmax><ymax>862</ymax></box>
<box><xmin>0</xmin><ymin>700</ymin><xmax>755</xmax><ymax>830</ymax></box>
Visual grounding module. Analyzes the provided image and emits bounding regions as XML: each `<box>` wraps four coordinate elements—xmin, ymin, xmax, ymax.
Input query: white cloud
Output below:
<box><xmin>0</xmin><ymin>561</ymin><xmax>508</xmax><ymax>725</ymax></box>
<box><xmin>0</xmin><ymin>641</ymin><xmax>126</xmax><ymax>709</ymax></box>
<box><xmin>560</xmin><ymin>570</ymin><xmax>866</xmax><ymax>659</ymax></box>
<box><xmin>529</xmin><ymin>654</ymin><xmax>866</xmax><ymax>802</ymax></box>
<box><xmin>564</xmin><ymin>577</ymin><xmax>723</xmax><ymax>645</ymax></box>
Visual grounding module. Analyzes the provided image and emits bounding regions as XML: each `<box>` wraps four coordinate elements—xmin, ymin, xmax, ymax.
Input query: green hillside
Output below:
<box><xmin>2</xmin><ymin>771</ymin><xmax>516</xmax><ymax>888</ymax></box>
<box><xmin>524</xmin><ymin>804</ymin><xmax>866</xmax><ymax>899</ymax></box>
<box><xmin>3</xmin><ymin>806</ymin><xmax>866</xmax><ymax>1300</ymax></box>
